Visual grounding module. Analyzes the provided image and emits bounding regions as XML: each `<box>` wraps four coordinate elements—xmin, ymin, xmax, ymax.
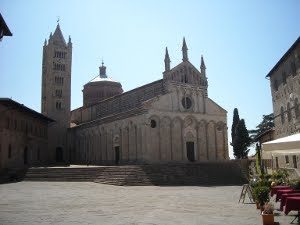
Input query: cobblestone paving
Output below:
<box><xmin>0</xmin><ymin>182</ymin><xmax>296</xmax><ymax>225</ymax></box>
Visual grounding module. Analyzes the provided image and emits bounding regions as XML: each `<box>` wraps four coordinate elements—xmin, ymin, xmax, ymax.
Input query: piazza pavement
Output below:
<box><xmin>0</xmin><ymin>181</ymin><xmax>296</xmax><ymax>225</ymax></box>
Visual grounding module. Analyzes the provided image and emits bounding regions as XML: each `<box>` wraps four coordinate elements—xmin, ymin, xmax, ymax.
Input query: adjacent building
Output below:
<box><xmin>267</xmin><ymin>37</ymin><xmax>300</xmax><ymax>138</ymax></box>
<box><xmin>0</xmin><ymin>98</ymin><xmax>53</xmax><ymax>171</ymax></box>
<box><xmin>263</xmin><ymin>37</ymin><xmax>300</xmax><ymax>173</ymax></box>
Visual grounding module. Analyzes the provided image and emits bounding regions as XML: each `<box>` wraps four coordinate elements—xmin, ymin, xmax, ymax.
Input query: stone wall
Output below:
<box><xmin>272</xmin><ymin>154</ymin><xmax>300</xmax><ymax>172</ymax></box>
<box><xmin>269</xmin><ymin>42</ymin><xmax>300</xmax><ymax>138</ymax></box>
<box><xmin>69</xmin><ymin>111</ymin><xmax>228</xmax><ymax>164</ymax></box>
<box><xmin>0</xmin><ymin>104</ymin><xmax>49</xmax><ymax>171</ymax></box>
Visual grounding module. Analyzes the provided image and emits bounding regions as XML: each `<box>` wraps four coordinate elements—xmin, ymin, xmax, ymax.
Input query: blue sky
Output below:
<box><xmin>0</xmin><ymin>1</ymin><xmax>299</xmax><ymax>158</ymax></box>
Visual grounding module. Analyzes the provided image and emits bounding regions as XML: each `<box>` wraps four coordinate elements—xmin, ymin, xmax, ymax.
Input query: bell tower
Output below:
<box><xmin>41</xmin><ymin>22</ymin><xmax>72</xmax><ymax>163</ymax></box>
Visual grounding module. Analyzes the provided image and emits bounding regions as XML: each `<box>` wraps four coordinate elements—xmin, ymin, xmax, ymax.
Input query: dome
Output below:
<box><xmin>90</xmin><ymin>76</ymin><xmax>118</xmax><ymax>83</ymax></box>
<box><xmin>83</xmin><ymin>62</ymin><xmax>123</xmax><ymax>107</ymax></box>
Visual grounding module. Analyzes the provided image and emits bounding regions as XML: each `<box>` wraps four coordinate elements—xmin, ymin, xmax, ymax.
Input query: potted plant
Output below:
<box><xmin>261</xmin><ymin>202</ymin><xmax>274</xmax><ymax>225</ymax></box>
<box><xmin>252</xmin><ymin>186</ymin><xmax>261</xmax><ymax>209</ymax></box>
<box><xmin>256</xmin><ymin>186</ymin><xmax>270</xmax><ymax>210</ymax></box>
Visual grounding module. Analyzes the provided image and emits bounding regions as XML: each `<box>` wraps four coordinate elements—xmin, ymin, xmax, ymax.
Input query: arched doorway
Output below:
<box><xmin>186</xmin><ymin>142</ymin><xmax>195</xmax><ymax>162</ymax></box>
<box><xmin>56</xmin><ymin>147</ymin><xmax>63</xmax><ymax>162</ymax></box>
<box><xmin>184</xmin><ymin>129</ymin><xmax>197</xmax><ymax>162</ymax></box>
<box><xmin>24</xmin><ymin>147</ymin><xmax>28</xmax><ymax>165</ymax></box>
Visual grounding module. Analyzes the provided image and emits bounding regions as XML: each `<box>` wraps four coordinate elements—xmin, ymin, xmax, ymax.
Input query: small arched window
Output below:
<box><xmin>182</xmin><ymin>97</ymin><xmax>192</xmax><ymax>109</ymax></box>
<box><xmin>150</xmin><ymin>119</ymin><xmax>157</xmax><ymax>128</ymax></box>
<box><xmin>281</xmin><ymin>106</ymin><xmax>285</xmax><ymax>124</ymax></box>
<box><xmin>287</xmin><ymin>102</ymin><xmax>292</xmax><ymax>122</ymax></box>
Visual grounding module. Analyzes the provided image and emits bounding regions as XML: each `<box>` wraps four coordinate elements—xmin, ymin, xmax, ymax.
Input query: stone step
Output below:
<box><xmin>23</xmin><ymin>161</ymin><xmax>248</xmax><ymax>185</ymax></box>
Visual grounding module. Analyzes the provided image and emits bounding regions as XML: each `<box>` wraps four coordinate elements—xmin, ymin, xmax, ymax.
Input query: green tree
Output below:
<box><xmin>231</xmin><ymin>108</ymin><xmax>240</xmax><ymax>145</ymax></box>
<box><xmin>233</xmin><ymin>119</ymin><xmax>251</xmax><ymax>159</ymax></box>
<box><xmin>248</xmin><ymin>113</ymin><xmax>274</xmax><ymax>143</ymax></box>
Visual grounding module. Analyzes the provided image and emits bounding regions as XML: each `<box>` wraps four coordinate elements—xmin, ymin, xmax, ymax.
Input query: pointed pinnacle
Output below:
<box><xmin>165</xmin><ymin>47</ymin><xmax>170</xmax><ymax>59</ymax></box>
<box><xmin>182</xmin><ymin>37</ymin><xmax>188</xmax><ymax>50</ymax></box>
<box><xmin>201</xmin><ymin>55</ymin><xmax>206</xmax><ymax>69</ymax></box>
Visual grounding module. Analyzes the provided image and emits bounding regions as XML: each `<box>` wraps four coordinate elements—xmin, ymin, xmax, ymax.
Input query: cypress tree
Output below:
<box><xmin>233</xmin><ymin>119</ymin><xmax>251</xmax><ymax>159</ymax></box>
<box><xmin>231</xmin><ymin>108</ymin><xmax>240</xmax><ymax>145</ymax></box>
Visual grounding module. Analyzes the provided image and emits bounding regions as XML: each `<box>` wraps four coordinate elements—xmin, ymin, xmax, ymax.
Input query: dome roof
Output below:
<box><xmin>89</xmin><ymin>75</ymin><xmax>120</xmax><ymax>83</ymax></box>
<box><xmin>87</xmin><ymin>61</ymin><xmax>121</xmax><ymax>84</ymax></box>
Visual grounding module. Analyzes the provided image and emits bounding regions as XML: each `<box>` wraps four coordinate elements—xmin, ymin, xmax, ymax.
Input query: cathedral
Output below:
<box><xmin>42</xmin><ymin>24</ymin><xmax>229</xmax><ymax>165</ymax></box>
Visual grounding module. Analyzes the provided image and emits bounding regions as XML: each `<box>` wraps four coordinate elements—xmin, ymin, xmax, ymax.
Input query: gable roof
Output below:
<box><xmin>170</xmin><ymin>60</ymin><xmax>202</xmax><ymax>76</ymax></box>
<box><xmin>266</xmin><ymin>37</ymin><xmax>300</xmax><ymax>78</ymax></box>
<box><xmin>0</xmin><ymin>98</ymin><xmax>54</xmax><ymax>122</ymax></box>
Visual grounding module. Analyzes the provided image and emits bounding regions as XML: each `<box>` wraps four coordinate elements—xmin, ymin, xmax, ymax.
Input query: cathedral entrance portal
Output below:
<box><xmin>186</xmin><ymin>142</ymin><xmax>195</xmax><ymax>162</ymax></box>
<box><xmin>115</xmin><ymin>146</ymin><xmax>120</xmax><ymax>165</ymax></box>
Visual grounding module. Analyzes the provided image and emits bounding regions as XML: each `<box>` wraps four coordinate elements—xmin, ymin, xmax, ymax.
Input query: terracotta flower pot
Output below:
<box><xmin>261</xmin><ymin>213</ymin><xmax>274</xmax><ymax>225</ymax></box>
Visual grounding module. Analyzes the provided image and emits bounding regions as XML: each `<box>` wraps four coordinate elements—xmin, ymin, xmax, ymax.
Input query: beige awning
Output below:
<box><xmin>262</xmin><ymin>133</ymin><xmax>300</xmax><ymax>159</ymax></box>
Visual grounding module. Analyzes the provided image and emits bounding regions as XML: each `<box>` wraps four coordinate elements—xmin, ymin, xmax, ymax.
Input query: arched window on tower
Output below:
<box><xmin>56</xmin><ymin>102</ymin><xmax>61</xmax><ymax>110</ymax></box>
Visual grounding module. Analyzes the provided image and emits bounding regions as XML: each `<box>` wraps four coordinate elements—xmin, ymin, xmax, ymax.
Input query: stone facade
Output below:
<box><xmin>266</xmin><ymin>37</ymin><xmax>300</xmax><ymax>173</ymax></box>
<box><xmin>0</xmin><ymin>98</ymin><xmax>53</xmax><ymax>171</ymax></box>
<box><xmin>69</xmin><ymin>39</ymin><xmax>229</xmax><ymax>164</ymax></box>
<box><xmin>267</xmin><ymin>37</ymin><xmax>300</xmax><ymax>138</ymax></box>
<box><xmin>41</xmin><ymin>24</ymin><xmax>72</xmax><ymax>163</ymax></box>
